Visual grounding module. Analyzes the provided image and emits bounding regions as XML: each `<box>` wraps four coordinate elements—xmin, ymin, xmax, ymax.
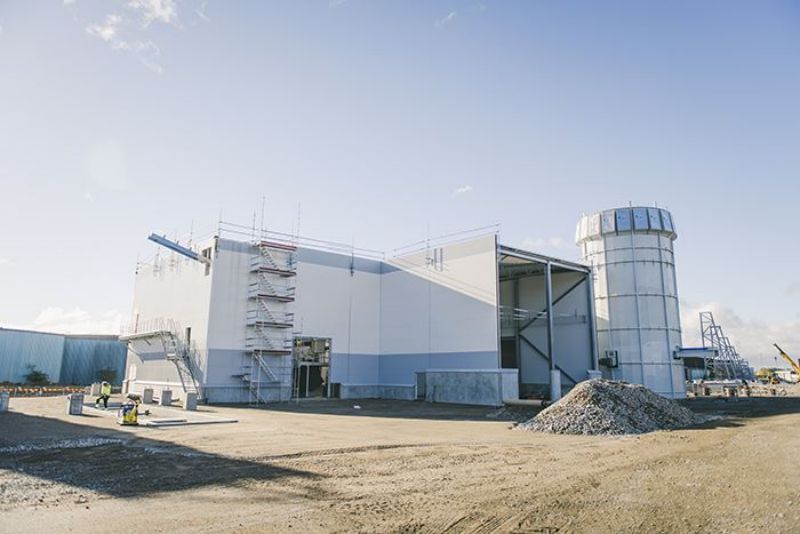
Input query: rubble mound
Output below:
<box><xmin>518</xmin><ymin>379</ymin><xmax>705</xmax><ymax>435</ymax></box>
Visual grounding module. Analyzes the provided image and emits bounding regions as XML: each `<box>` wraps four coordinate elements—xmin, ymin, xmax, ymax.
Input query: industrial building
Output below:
<box><xmin>123</xmin><ymin>206</ymin><xmax>689</xmax><ymax>406</ymax></box>
<box><xmin>0</xmin><ymin>327</ymin><xmax>127</xmax><ymax>385</ymax></box>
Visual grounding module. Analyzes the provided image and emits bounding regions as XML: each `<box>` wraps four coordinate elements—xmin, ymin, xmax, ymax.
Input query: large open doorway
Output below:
<box><xmin>293</xmin><ymin>337</ymin><xmax>331</xmax><ymax>398</ymax></box>
<box><xmin>497</xmin><ymin>246</ymin><xmax>597</xmax><ymax>400</ymax></box>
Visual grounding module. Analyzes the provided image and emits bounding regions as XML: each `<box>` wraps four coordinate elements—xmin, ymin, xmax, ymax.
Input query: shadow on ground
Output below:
<box><xmin>0</xmin><ymin>412</ymin><xmax>324</xmax><ymax>500</ymax></box>
<box><xmin>680</xmin><ymin>395</ymin><xmax>800</xmax><ymax>417</ymax></box>
<box><xmin>673</xmin><ymin>396</ymin><xmax>800</xmax><ymax>431</ymax></box>
<box><xmin>221</xmin><ymin>398</ymin><xmax>515</xmax><ymax>422</ymax></box>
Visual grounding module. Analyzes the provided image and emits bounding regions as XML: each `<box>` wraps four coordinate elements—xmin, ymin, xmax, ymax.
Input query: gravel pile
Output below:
<box><xmin>518</xmin><ymin>379</ymin><xmax>705</xmax><ymax>435</ymax></box>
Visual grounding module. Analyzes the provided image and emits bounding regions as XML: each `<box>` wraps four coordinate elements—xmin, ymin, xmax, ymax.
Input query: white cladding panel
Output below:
<box><xmin>577</xmin><ymin>207</ymin><xmax>684</xmax><ymax>398</ymax></box>
<box><xmin>131</xmin><ymin>241</ymin><xmax>215</xmax><ymax>346</ymax></box>
<box><xmin>381</xmin><ymin>234</ymin><xmax>499</xmax><ymax>355</ymax></box>
<box><xmin>207</xmin><ymin>239</ymin><xmax>252</xmax><ymax>350</ymax></box>
<box><xmin>293</xmin><ymin>249</ymin><xmax>382</xmax><ymax>386</ymax></box>
<box><xmin>128</xmin><ymin>237</ymin><xmax>216</xmax><ymax>384</ymax></box>
<box><xmin>294</xmin><ymin>260</ymin><xmax>382</xmax><ymax>356</ymax></box>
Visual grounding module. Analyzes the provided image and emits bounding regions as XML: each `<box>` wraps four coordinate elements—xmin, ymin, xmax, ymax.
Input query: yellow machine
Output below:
<box><xmin>773</xmin><ymin>344</ymin><xmax>800</xmax><ymax>377</ymax></box>
<box><xmin>117</xmin><ymin>394</ymin><xmax>149</xmax><ymax>426</ymax></box>
<box><xmin>755</xmin><ymin>367</ymin><xmax>780</xmax><ymax>384</ymax></box>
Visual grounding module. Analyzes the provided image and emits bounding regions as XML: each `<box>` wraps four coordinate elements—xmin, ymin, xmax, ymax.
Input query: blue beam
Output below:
<box><xmin>147</xmin><ymin>234</ymin><xmax>208</xmax><ymax>263</ymax></box>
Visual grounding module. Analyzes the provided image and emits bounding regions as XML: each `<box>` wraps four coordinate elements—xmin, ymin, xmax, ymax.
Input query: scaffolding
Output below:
<box><xmin>243</xmin><ymin>240</ymin><xmax>297</xmax><ymax>404</ymax></box>
<box><xmin>699</xmin><ymin>311</ymin><xmax>752</xmax><ymax>380</ymax></box>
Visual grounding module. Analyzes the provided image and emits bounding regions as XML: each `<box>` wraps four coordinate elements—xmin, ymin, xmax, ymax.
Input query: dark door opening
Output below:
<box><xmin>293</xmin><ymin>337</ymin><xmax>331</xmax><ymax>399</ymax></box>
<box><xmin>501</xmin><ymin>337</ymin><xmax>518</xmax><ymax>369</ymax></box>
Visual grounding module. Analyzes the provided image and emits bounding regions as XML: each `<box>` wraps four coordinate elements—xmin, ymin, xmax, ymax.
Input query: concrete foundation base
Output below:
<box><xmin>550</xmin><ymin>370</ymin><xmax>562</xmax><ymax>402</ymax></box>
<box><xmin>418</xmin><ymin>369</ymin><xmax>519</xmax><ymax>407</ymax></box>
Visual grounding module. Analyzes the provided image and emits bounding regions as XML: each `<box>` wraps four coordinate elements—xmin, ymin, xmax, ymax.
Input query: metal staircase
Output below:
<box><xmin>161</xmin><ymin>330</ymin><xmax>201</xmax><ymax>397</ymax></box>
<box><xmin>123</xmin><ymin>318</ymin><xmax>202</xmax><ymax>400</ymax></box>
<box><xmin>242</xmin><ymin>240</ymin><xmax>297</xmax><ymax>404</ymax></box>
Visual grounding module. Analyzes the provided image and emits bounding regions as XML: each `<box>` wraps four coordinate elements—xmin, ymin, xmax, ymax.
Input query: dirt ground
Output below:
<box><xmin>1</xmin><ymin>391</ymin><xmax>799</xmax><ymax>533</ymax></box>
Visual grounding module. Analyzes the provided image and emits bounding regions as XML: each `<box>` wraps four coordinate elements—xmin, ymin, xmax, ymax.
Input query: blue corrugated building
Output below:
<box><xmin>0</xmin><ymin>327</ymin><xmax>126</xmax><ymax>385</ymax></box>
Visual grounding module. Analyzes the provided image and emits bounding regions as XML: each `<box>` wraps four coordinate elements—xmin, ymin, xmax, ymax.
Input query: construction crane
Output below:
<box><xmin>773</xmin><ymin>344</ymin><xmax>800</xmax><ymax>376</ymax></box>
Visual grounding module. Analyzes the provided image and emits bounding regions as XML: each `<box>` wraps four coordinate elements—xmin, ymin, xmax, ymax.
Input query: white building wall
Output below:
<box><xmin>379</xmin><ymin>235</ymin><xmax>499</xmax><ymax>389</ymax></box>
<box><xmin>293</xmin><ymin>249</ymin><xmax>382</xmax><ymax>390</ymax></box>
<box><xmin>125</xmin><ymin>236</ymin><xmax>215</xmax><ymax>392</ymax></box>
<box><xmin>126</xmin><ymin>232</ymin><xmax>503</xmax><ymax>403</ymax></box>
<box><xmin>204</xmin><ymin>238</ymin><xmax>265</xmax><ymax>402</ymax></box>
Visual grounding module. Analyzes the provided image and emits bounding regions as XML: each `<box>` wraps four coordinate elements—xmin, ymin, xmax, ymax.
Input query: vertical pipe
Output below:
<box><xmin>586</xmin><ymin>271</ymin><xmax>599</xmax><ymax>371</ymax></box>
<box><xmin>546</xmin><ymin>261</ymin><xmax>561</xmax><ymax>401</ymax></box>
<box><xmin>545</xmin><ymin>261</ymin><xmax>555</xmax><ymax>370</ymax></box>
<box><xmin>495</xmin><ymin>237</ymin><xmax>503</xmax><ymax>369</ymax></box>
<box><xmin>514</xmin><ymin>278</ymin><xmax>521</xmax><ymax>369</ymax></box>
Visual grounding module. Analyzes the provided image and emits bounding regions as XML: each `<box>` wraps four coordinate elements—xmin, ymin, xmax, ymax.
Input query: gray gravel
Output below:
<box><xmin>517</xmin><ymin>379</ymin><xmax>706</xmax><ymax>435</ymax></box>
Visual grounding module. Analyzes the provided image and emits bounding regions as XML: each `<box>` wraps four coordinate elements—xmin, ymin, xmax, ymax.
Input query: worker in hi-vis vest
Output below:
<box><xmin>95</xmin><ymin>381</ymin><xmax>112</xmax><ymax>409</ymax></box>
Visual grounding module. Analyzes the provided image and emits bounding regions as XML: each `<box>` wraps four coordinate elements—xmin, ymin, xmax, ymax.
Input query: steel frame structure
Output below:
<box><xmin>699</xmin><ymin>311</ymin><xmax>752</xmax><ymax>380</ymax></box>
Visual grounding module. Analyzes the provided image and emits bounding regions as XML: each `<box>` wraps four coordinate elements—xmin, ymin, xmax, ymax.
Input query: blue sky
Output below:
<box><xmin>1</xmin><ymin>0</ymin><xmax>799</xmax><ymax>366</ymax></box>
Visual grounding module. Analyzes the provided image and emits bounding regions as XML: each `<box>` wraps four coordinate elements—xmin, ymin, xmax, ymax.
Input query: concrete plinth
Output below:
<box><xmin>183</xmin><ymin>392</ymin><xmax>198</xmax><ymax>411</ymax></box>
<box><xmin>418</xmin><ymin>369</ymin><xmax>519</xmax><ymax>407</ymax></box>
<box><xmin>160</xmin><ymin>389</ymin><xmax>173</xmax><ymax>406</ymax></box>
<box><xmin>142</xmin><ymin>388</ymin><xmax>154</xmax><ymax>404</ymax></box>
<box><xmin>66</xmin><ymin>393</ymin><xmax>84</xmax><ymax>415</ymax></box>
<box><xmin>550</xmin><ymin>370</ymin><xmax>562</xmax><ymax>402</ymax></box>
<box><xmin>0</xmin><ymin>391</ymin><xmax>9</xmax><ymax>413</ymax></box>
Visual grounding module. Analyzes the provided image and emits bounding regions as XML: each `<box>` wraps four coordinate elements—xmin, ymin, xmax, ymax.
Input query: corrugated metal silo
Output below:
<box><xmin>575</xmin><ymin>206</ymin><xmax>685</xmax><ymax>398</ymax></box>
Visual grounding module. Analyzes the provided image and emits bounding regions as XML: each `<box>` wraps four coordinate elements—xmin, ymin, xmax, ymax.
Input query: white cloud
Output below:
<box><xmin>82</xmin><ymin>191</ymin><xmax>94</xmax><ymax>202</ymax></box>
<box><xmin>82</xmin><ymin>1</ymin><xmax>181</xmax><ymax>73</ymax></box>
<box><xmin>63</xmin><ymin>0</ymin><xmax>77</xmax><ymax>5</ymax></box>
<box><xmin>86</xmin><ymin>14</ymin><xmax>123</xmax><ymax>42</ymax></box>
<box><xmin>518</xmin><ymin>236</ymin><xmax>577</xmax><ymax>261</ymax></box>
<box><xmin>329</xmin><ymin>0</ymin><xmax>348</xmax><ymax>7</ymax></box>
<box><xmin>26</xmin><ymin>307</ymin><xmax>124</xmax><ymax>335</ymax></box>
<box><xmin>680</xmin><ymin>300</ymin><xmax>800</xmax><ymax>370</ymax></box>
<box><xmin>435</xmin><ymin>11</ymin><xmax>457</xmax><ymax>28</ymax></box>
<box><xmin>785</xmin><ymin>282</ymin><xmax>800</xmax><ymax>297</ymax></box>
<box><xmin>127</xmin><ymin>0</ymin><xmax>178</xmax><ymax>27</ymax></box>
<box><xmin>138</xmin><ymin>55</ymin><xmax>164</xmax><ymax>74</ymax></box>
<box><xmin>521</xmin><ymin>236</ymin><xmax>571</xmax><ymax>250</ymax></box>
<box><xmin>0</xmin><ymin>258</ymin><xmax>11</xmax><ymax>266</ymax></box>
<box><xmin>452</xmin><ymin>185</ymin><xmax>473</xmax><ymax>196</ymax></box>
<box><xmin>195</xmin><ymin>1</ymin><xmax>210</xmax><ymax>22</ymax></box>
<box><xmin>86</xmin><ymin>140</ymin><xmax>128</xmax><ymax>191</ymax></box>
